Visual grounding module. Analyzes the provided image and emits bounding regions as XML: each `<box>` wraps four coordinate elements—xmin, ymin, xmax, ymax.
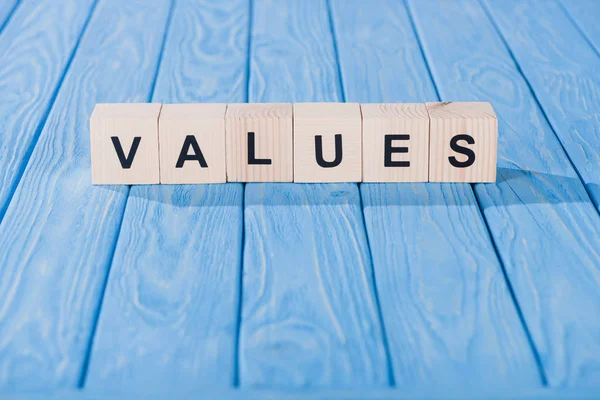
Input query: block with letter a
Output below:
<box><xmin>427</xmin><ymin>101</ymin><xmax>497</xmax><ymax>183</ymax></box>
<box><xmin>293</xmin><ymin>102</ymin><xmax>362</xmax><ymax>183</ymax></box>
<box><xmin>159</xmin><ymin>103</ymin><xmax>226</xmax><ymax>184</ymax></box>
<box><xmin>90</xmin><ymin>103</ymin><xmax>161</xmax><ymax>184</ymax></box>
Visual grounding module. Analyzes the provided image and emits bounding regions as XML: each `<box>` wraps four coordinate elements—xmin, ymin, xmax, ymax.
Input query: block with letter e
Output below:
<box><xmin>90</xmin><ymin>103</ymin><xmax>161</xmax><ymax>184</ymax></box>
<box><xmin>294</xmin><ymin>102</ymin><xmax>362</xmax><ymax>182</ymax></box>
<box><xmin>361</xmin><ymin>103</ymin><xmax>429</xmax><ymax>182</ymax></box>
<box><xmin>427</xmin><ymin>102</ymin><xmax>497</xmax><ymax>182</ymax></box>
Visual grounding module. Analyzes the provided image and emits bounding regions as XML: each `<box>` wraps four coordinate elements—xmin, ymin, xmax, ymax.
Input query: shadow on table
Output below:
<box><xmin>115</xmin><ymin>167</ymin><xmax>598</xmax><ymax>209</ymax></box>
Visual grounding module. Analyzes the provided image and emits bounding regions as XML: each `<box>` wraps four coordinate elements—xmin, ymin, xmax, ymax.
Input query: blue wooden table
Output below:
<box><xmin>0</xmin><ymin>0</ymin><xmax>599</xmax><ymax>398</ymax></box>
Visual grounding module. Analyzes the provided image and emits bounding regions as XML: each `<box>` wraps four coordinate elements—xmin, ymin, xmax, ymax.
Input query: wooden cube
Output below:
<box><xmin>90</xmin><ymin>103</ymin><xmax>161</xmax><ymax>185</ymax></box>
<box><xmin>361</xmin><ymin>103</ymin><xmax>429</xmax><ymax>182</ymax></box>
<box><xmin>159</xmin><ymin>104</ymin><xmax>226</xmax><ymax>184</ymax></box>
<box><xmin>427</xmin><ymin>102</ymin><xmax>497</xmax><ymax>182</ymax></box>
<box><xmin>293</xmin><ymin>103</ymin><xmax>361</xmax><ymax>182</ymax></box>
<box><xmin>225</xmin><ymin>103</ymin><xmax>293</xmax><ymax>182</ymax></box>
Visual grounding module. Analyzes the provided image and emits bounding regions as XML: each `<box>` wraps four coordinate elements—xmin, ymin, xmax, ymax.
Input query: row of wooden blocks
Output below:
<box><xmin>90</xmin><ymin>102</ymin><xmax>498</xmax><ymax>184</ymax></box>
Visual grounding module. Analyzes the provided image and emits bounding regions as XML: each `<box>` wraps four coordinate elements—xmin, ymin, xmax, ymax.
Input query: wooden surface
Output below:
<box><xmin>0</xmin><ymin>387</ymin><xmax>598</xmax><ymax>400</ymax></box>
<box><xmin>239</xmin><ymin>0</ymin><xmax>388</xmax><ymax>387</ymax></box>
<box><xmin>0</xmin><ymin>0</ymin><xmax>95</xmax><ymax>218</ymax></box>
<box><xmin>84</xmin><ymin>0</ymin><xmax>247</xmax><ymax>390</ymax></box>
<box><xmin>407</xmin><ymin>0</ymin><xmax>600</xmax><ymax>388</ymax></box>
<box><xmin>484</xmin><ymin>0</ymin><xmax>600</xmax><ymax>209</ymax></box>
<box><xmin>0</xmin><ymin>1</ymin><xmax>18</xmax><ymax>28</ymax></box>
<box><xmin>330</xmin><ymin>0</ymin><xmax>541</xmax><ymax>389</ymax></box>
<box><xmin>0</xmin><ymin>0</ymin><xmax>598</xmax><ymax>397</ymax></box>
<box><xmin>0</xmin><ymin>0</ymin><xmax>171</xmax><ymax>390</ymax></box>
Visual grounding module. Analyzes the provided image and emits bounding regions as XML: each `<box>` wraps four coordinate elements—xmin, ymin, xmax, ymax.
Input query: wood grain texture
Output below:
<box><xmin>83</xmin><ymin>0</ymin><xmax>249</xmax><ymax>390</ymax></box>
<box><xmin>85</xmin><ymin>185</ymin><xmax>243</xmax><ymax>389</ymax></box>
<box><xmin>242</xmin><ymin>183</ymin><xmax>388</xmax><ymax>387</ymax></box>
<box><xmin>482</xmin><ymin>0</ymin><xmax>600</xmax><ymax>209</ymax></box>
<box><xmin>90</xmin><ymin>103</ymin><xmax>161</xmax><ymax>184</ymax></box>
<box><xmin>427</xmin><ymin>101</ymin><xmax>498</xmax><ymax>182</ymax></box>
<box><xmin>239</xmin><ymin>0</ymin><xmax>389</xmax><ymax>387</ymax></box>
<box><xmin>1</xmin><ymin>387</ymin><xmax>600</xmax><ymax>400</ymax></box>
<box><xmin>407</xmin><ymin>0</ymin><xmax>600</xmax><ymax>388</ymax></box>
<box><xmin>159</xmin><ymin>103</ymin><xmax>227</xmax><ymax>184</ymax></box>
<box><xmin>559</xmin><ymin>0</ymin><xmax>600</xmax><ymax>56</ymax></box>
<box><xmin>293</xmin><ymin>102</ymin><xmax>362</xmax><ymax>183</ymax></box>
<box><xmin>0</xmin><ymin>0</ymin><xmax>95</xmax><ymax>218</ymax></box>
<box><xmin>226</xmin><ymin>103</ymin><xmax>293</xmax><ymax>182</ymax></box>
<box><xmin>0</xmin><ymin>1</ymin><xmax>17</xmax><ymax>30</ymax></box>
<box><xmin>361</xmin><ymin>103</ymin><xmax>429</xmax><ymax>182</ymax></box>
<box><xmin>158</xmin><ymin>103</ymin><xmax>227</xmax><ymax>184</ymax></box>
<box><xmin>0</xmin><ymin>0</ymin><xmax>171</xmax><ymax>390</ymax></box>
<box><xmin>248</xmin><ymin>0</ymin><xmax>342</xmax><ymax>103</ymax></box>
<box><xmin>331</xmin><ymin>0</ymin><xmax>541</xmax><ymax>389</ymax></box>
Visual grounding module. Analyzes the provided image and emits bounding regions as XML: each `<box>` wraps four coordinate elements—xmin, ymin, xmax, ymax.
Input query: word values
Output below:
<box><xmin>90</xmin><ymin>102</ymin><xmax>497</xmax><ymax>184</ymax></box>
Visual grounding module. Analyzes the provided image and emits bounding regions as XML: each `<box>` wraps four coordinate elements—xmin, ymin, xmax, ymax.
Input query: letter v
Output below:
<box><xmin>111</xmin><ymin>136</ymin><xmax>141</xmax><ymax>169</ymax></box>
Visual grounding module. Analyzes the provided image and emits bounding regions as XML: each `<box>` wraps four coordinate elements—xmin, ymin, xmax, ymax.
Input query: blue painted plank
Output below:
<box><xmin>0</xmin><ymin>0</ymin><xmax>95</xmax><ymax>219</ymax></box>
<box><xmin>83</xmin><ymin>0</ymin><xmax>248</xmax><ymax>389</ymax></box>
<box><xmin>0</xmin><ymin>0</ymin><xmax>18</xmax><ymax>33</ymax></box>
<box><xmin>559</xmin><ymin>0</ymin><xmax>600</xmax><ymax>56</ymax></box>
<box><xmin>329</xmin><ymin>0</ymin><xmax>541</xmax><ymax>389</ymax></box>
<box><xmin>0</xmin><ymin>0</ymin><xmax>170</xmax><ymax>390</ymax></box>
<box><xmin>483</xmin><ymin>0</ymin><xmax>600</xmax><ymax>211</ymax></box>
<box><xmin>84</xmin><ymin>186</ymin><xmax>244</xmax><ymax>389</ymax></box>
<box><xmin>482</xmin><ymin>0</ymin><xmax>600</xmax><ymax>386</ymax></box>
<box><xmin>239</xmin><ymin>0</ymin><xmax>389</xmax><ymax>387</ymax></box>
<box><xmin>1</xmin><ymin>387</ymin><xmax>600</xmax><ymax>400</ymax></box>
<box><xmin>407</xmin><ymin>0</ymin><xmax>600</xmax><ymax>388</ymax></box>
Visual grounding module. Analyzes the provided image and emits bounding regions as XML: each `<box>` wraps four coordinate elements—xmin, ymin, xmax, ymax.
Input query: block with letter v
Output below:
<box><xmin>90</xmin><ymin>103</ymin><xmax>161</xmax><ymax>184</ymax></box>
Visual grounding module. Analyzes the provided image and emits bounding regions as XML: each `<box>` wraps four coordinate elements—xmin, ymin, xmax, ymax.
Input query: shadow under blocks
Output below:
<box><xmin>106</xmin><ymin>165</ymin><xmax>587</xmax><ymax>209</ymax></box>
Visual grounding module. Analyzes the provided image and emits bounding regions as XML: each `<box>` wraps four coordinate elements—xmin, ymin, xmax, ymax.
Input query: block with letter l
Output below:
<box><xmin>225</xmin><ymin>103</ymin><xmax>293</xmax><ymax>182</ymax></box>
<box><xmin>90</xmin><ymin>103</ymin><xmax>161</xmax><ymax>184</ymax></box>
<box><xmin>427</xmin><ymin>101</ymin><xmax>497</xmax><ymax>182</ymax></box>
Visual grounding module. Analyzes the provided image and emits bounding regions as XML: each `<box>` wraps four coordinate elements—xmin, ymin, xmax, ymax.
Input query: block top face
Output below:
<box><xmin>226</xmin><ymin>103</ymin><xmax>292</xmax><ymax>119</ymax></box>
<box><xmin>160</xmin><ymin>103</ymin><xmax>226</xmax><ymax>120</ymax></box>
<box><xmin>426</xmin><ymin>101</ymin><xmax>496</xmax><ymax>120</ymax></box>
<box><xmin>91</xmin><ymin>103</ymin><xmax>162</xmax><ymax>119</ymax></box>
<box><xmin>361</xmin><ymin>103</ymin><xmax>429</xmax><ymax>120</ymax></box>
<box><xmin>294</xmin><ymin>102</ymin><xmax>360</xmax><ymax>120</ymax></box>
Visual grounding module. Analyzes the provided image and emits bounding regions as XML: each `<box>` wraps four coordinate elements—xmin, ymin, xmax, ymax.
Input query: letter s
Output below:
<box><xmin>448</xmin><ymin>134</ymin><xmax>475</xmax><ymax>168</ymax></box>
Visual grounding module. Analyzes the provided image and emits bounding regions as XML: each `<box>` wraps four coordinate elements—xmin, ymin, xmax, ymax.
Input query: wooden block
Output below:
<box><xmin>90</xmin><ymin>103</ymin><xmax>161</xmax><ymax>185</ymax></box>
<box><xmin>159</xmin><ymin>103</ymin><xmax>226</xmax><ymax>184</ymax></box>
<box><xmin>225</xmin><ymin>103</ymin><xmax>293</xmax><ymax>182</ymax></box>
<box><xmin>361</xmin><ymin>103</ymin><xmax>429</xmax><ymax>182</ymax></box>
<box><xmin>427</xmin><ymin>101</ymin><xmax>498</xmax><ymax>182</ymax></box>
<box><xmin>293</xmin><ymin>102</ymin><xmax>362</xmax><ymax>182</ymax></box>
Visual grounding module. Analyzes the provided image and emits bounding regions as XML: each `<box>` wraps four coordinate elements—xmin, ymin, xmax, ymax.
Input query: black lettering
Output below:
<box><xmin>315</xmin><ymin>134</ymin><xmax>343</xmax><ymax>168</ymax></box>
<box><xmin>384</xmin><ymin>134</ymin><xmax>410</xmax><ymax>167</ymax></box>
<box><xmin>176</xmin><ymin>135</ymin><xmax>208</xmax><ymax>168</ymax></box>
<box><xmin>111</xmin><ymin>136</ymin><xmax>141</xmax><ymax>169</ymax></box>
<box><xmin>448</xmin><ymin>134</ymin><xmax>476</xmax><ymax>168</ymax></box>
<box><xmin>247</xmin><ymin>132</ymin><xmax>271</xmax><ymax>165</ymax></box>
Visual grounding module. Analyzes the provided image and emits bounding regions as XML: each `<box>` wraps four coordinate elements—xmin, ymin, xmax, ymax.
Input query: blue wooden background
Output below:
<box><xmin>0</xmin><ymin>0</ymin><xmax>598</xmax><ymax>398</ymax></box>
